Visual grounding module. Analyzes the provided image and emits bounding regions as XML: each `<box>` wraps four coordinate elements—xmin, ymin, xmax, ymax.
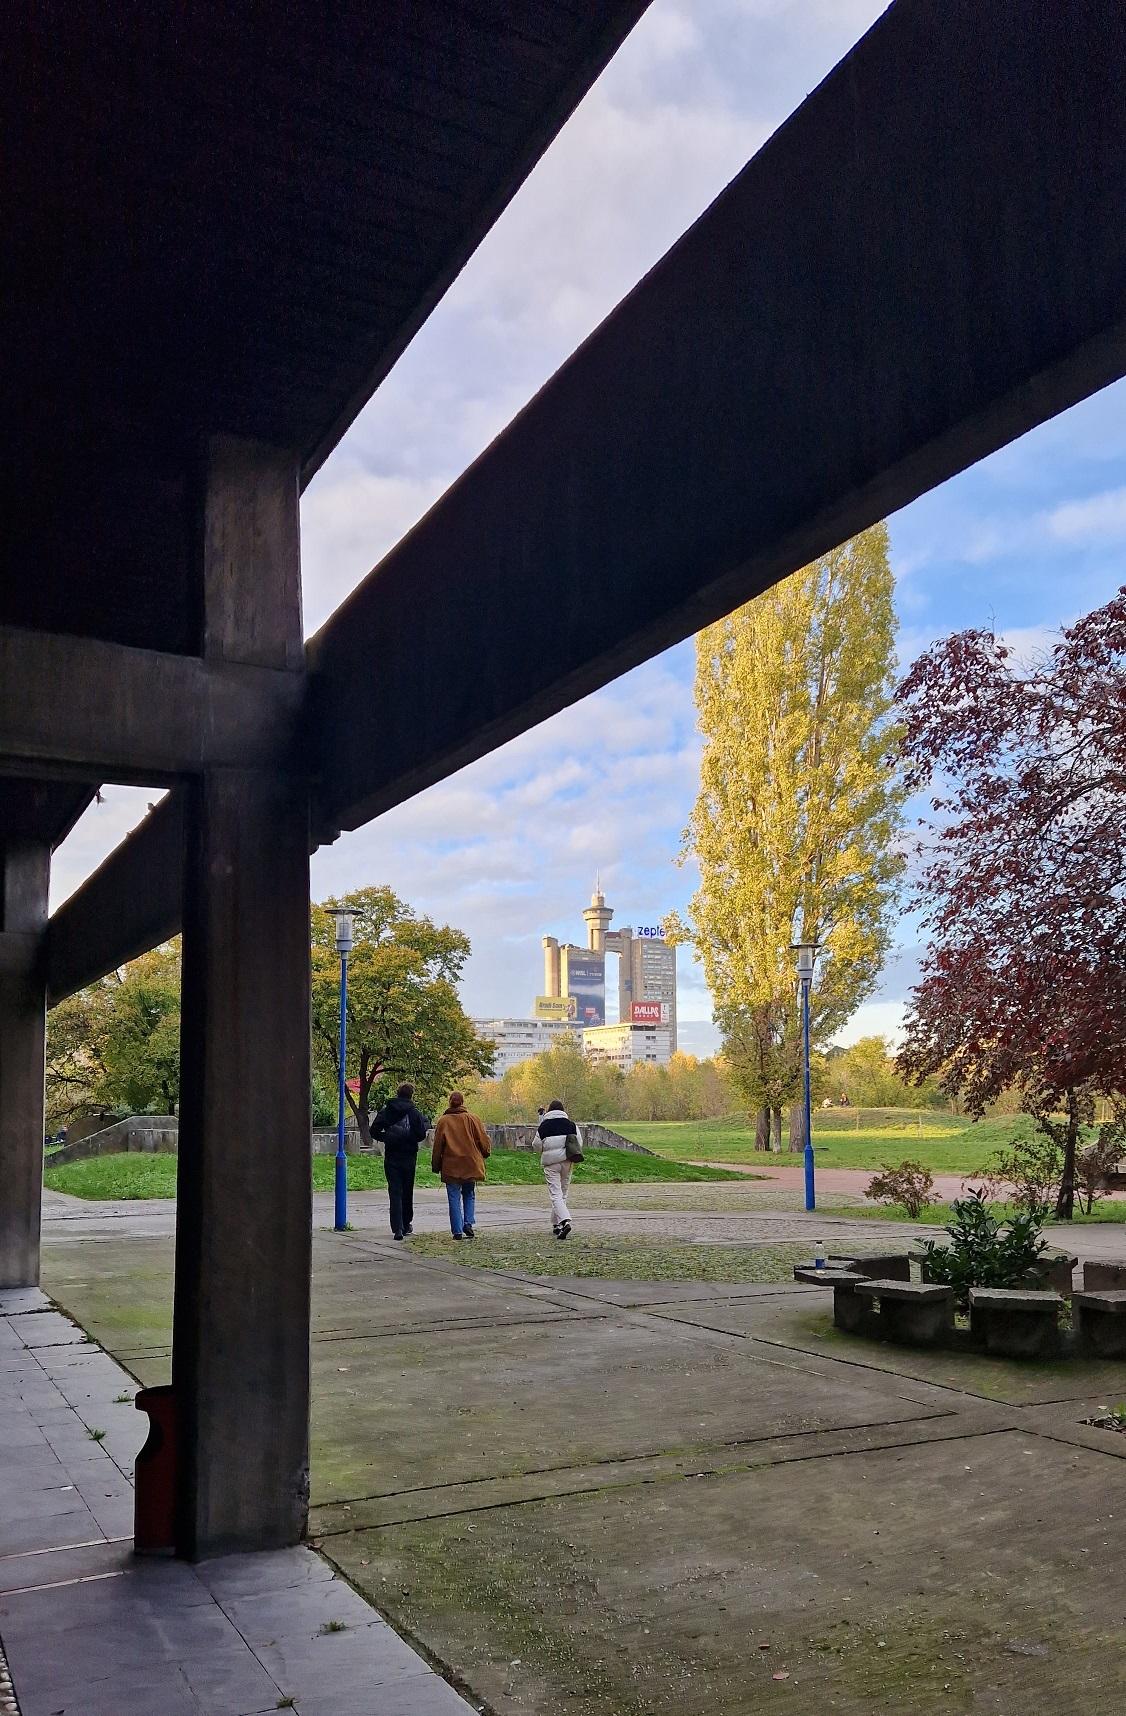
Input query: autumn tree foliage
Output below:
<box><xmin>45</xmin><ymin>943</ymin><xmax>181</xmax><ymax>1125</ymax></box>
<box><xmin>897</xmin><ymin>590</ymin><xmax>1126</xmax><ymax>1217</ymax></box>
<box><xmin>673</xmin><ymin>526</ymin><xmax>906</xmax><ymax>1148</ymax></box>
<box><xmin>310</xmin><ymin>887</ymin><xmax>494</xmax><ymax>1147</ymax></box>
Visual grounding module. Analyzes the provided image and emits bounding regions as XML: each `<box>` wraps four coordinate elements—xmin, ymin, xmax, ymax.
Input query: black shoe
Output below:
<box><xmin>403</xmin><ymin>1225</ymin><xmax>413</xmax><ymax>1236</ymax></box>
<box><xmin>558</xmin><ymin>1220</ymin><xmax>572</xmax><ymax>1240</ymax></box>
<box><xmin>463</xmin><ymin>1224</ymin><xmax>476</xmax><ymax>1239</ymax></box>
<box><xmin>451</xmin><ymin>1232</ymin><xmax>465</xmax><ymax>1241</ymax></box>
<box><xmin>392</xmin><ymin>1232</ymin><xmax>405</xmax><ymax>1242</ymax></box>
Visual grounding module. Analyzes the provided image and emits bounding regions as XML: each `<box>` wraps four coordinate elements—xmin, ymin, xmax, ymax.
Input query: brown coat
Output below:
<box><xmin>431</xmin><ymin>1103</ymin><xmax>491</xmax><ymax>1183</ymax></box>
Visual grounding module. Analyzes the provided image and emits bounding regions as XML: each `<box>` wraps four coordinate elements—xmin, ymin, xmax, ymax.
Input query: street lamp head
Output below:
<box><xmin>790</xmin><ymin>939</ymin><xmax>821</xmax><ymax>982</ymax></box>
<box><xmin>329</xmin><ymin>908</ymin><xmax>355</xmax><ymax>955</ymax></box>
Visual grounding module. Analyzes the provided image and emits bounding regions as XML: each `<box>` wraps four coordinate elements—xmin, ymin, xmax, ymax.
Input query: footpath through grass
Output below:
<box><xmin>44</xmin><ymin>1147</ymin><xmax>745</xmax><ymax>1202</ymax></box>
<box><xmin>614</xmin><ymin>1111</ymin><xmax>1039</xmax><ymax>1174</ymax></box>
<box><xmin>406</xmin><ymin>1231</ymin><xmax>815</xmax><ymax>1282</ymax></box>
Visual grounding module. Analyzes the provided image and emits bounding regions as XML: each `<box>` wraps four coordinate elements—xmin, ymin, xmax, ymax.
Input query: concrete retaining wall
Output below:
<box><xmin>51</xmin><ymin>1116</ymin><xmax>653</xmax><ymax>1165</ymax></box>
<box><xmin>49</xmin><ymin>1117</ymin><xmax>179</xmax><ymax>1166</ymax></box>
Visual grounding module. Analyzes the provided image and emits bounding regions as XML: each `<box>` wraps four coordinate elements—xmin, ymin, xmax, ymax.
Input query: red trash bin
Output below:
<box><xmin>134</xmin><ymin>1385</ymin><xmax>177</xmax><ymax>1553</ymax></box>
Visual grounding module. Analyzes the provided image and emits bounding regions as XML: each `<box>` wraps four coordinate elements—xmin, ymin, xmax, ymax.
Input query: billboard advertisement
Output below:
<box><xmin>534</xmin><ymin>996</ymin><xmax>578</xmax><ymax>1022</ymax></box>
<box><xmin>634</xmin><ymin>924</ymin><xmax>667</xmax><ymax>940</ymax></box>
<box><xmin>630</xmin><ymin>1001</ymin><xmax>665</xmax><ymax>1026</ymax></box>
<box><xmin>564</xmin><ymin>953</ymin><xmax>605</xmax><ymax>1026</ymax></box>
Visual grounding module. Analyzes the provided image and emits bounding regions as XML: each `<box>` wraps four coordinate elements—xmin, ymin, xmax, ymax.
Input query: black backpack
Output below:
<box><xmin>383</xmin><ymin>1112</ymin><xmax>413</xmax><ymax>1147</ymax></box>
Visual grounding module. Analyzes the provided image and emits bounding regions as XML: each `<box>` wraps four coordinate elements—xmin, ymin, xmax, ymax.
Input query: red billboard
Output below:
<box><xmin>630</xmin><ymin>1001</ymin><xmax>664</xmax><ymax>1026</ymax></box>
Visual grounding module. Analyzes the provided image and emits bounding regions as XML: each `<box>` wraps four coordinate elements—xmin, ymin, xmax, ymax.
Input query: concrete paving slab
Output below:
<box><xmin>0</xmin><ymin>1537</ymin><xmax>136</xmax><ymax>1595</ymax></box>
<box><xmin>0</xmin><ymin>1506</ymin><xmax>102</xmax><ymax>1557</ymax></box>
<box><xmin>217</xmin><ymin>1572</ymin><xmax>388</xmax><ymax>1644</ymax></box>
<box><xmin>253</xmin><ymin>1623</ymin><xmax>444</xmax><ymax>1701</ymax></box>
<box><xmin>194</xmin><ymin>1545</ymin><xmax>337</xmax><ymax>1599</ymax></box>
<box><xmin>309</xmin><ymin>1314</ymin><xmax>948</xmax><ymax>1505</ymax></box>
<box><xmin>13</xmin><ymin>1311</ymin><xmax>87</xmax><ymax>1348</ymax></box>
<box><xmin>0</xmin><ymin>1290</ymin><xmax>51</xmax><ymax>1317</ymax></box>
<box><xmin>294</xmin><ymin>1671</ymin><xmax>477</xmax><ymax>1716</ymax></box>
<box><xmin>331</xmin><ymin>1430</ymin><xmax>1126</xmax><ymax>1715</ymax></box>
<box><xmin>647</xmin><ymin>1292</ymin><xmax>1126</xmax><ymax>1404</ymax></box>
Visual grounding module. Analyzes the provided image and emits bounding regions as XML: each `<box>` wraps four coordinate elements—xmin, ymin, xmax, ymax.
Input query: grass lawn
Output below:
<box><xmin>823</xmin><ymin>1199</ymin><xmax>1126</xmax><ymax>1225</ymax></box>
<box><xmin>613</xmin><ymin>1111</ymin><xmax>1040</xmax><ymax>1174</ymax></box>
<box><xmin>405</xmin><ymin>1231</ymin><xmax>816</xmax><ymax>1282</ymax></box>
<box><xmin>44</xmin><ymin>1147</ymin><xmax>746</xmax><ymax>1202</ymax></box>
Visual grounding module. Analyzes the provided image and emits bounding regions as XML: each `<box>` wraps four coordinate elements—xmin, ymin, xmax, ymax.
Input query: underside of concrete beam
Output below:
<box><xmin>308</xmin><ymin>0</ymin><xmax>1126</xmax><ymax>836</ymax></box>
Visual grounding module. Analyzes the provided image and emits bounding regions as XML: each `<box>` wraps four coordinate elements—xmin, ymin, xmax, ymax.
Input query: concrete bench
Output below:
<box><xmin>1082</xmin><ymin>1261</ymin><xmax>1126</xmax><ymax>1292</ymax></box>
<box><xmin>793</xmin><ymin>1267</ymin><xmax>869</xmax><ymax>1332</ymax></box>
<box><xmin>968</xmin><ymin>1287</ymin><xmax>1063</xmax><ymax>1358</ymax></box>
<box><xmin>854</xmin><ymin>1279</ymin><xmax>954</xmax><ymax>1345</ymax></box>
<box><xmin>1072</xmin><ymin>1289</ymin><xmax>1126</xmax><ymax>1359</ymax></box>
<box><xmin>842</xmin><ymin>1253</ymin><xmax>912</xmax><ymax>1282</ymax></box>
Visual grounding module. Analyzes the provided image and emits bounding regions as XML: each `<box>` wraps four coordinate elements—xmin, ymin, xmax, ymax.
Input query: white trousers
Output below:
<box><xmin>543</xmin><ymin>1160</ymin><xmax>573</xmax><ymax>1228</ymax></box>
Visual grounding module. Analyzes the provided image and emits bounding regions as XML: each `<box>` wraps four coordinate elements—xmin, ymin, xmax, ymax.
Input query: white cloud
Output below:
<box><xmin>1045</xmin><ymin>486</ymin><xmax>1126</xmax><ymax>546</ymax></box>
<box><xmin>830</xmin><ymin>1001</ymin><xmax>907</xmax><ymax>1048</ymax></box>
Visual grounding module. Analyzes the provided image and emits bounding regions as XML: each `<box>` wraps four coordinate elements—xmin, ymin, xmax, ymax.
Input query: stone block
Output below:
<box><xmin>854</xmin><ymin>1280</ymin><xmax>954</xmax><ymax>1346</ymax></box>
<box><xmin>1032</xmin><ymin>1252</ymin><xmax>1077</xmax><ymax>1294</ymax></box>
<box><xmin>1082</xmin><ymin>1260</ymin><xmax>1126</xmax><ymax>1292</ymax></box>
<box><xmin>969</xmin><ymin>1287</ymin><xmax>1062</xmax><ymax>1358</ymax></box>
<box><xmin>1072</xmin><ymin>1289</ymin><xmax>1126</xmax><ymax>1359</ymax></box>
<box><xmin>845</xmin><ymin>1253</ymin><xmax>912</xmax><ymax>1282</ymax></box>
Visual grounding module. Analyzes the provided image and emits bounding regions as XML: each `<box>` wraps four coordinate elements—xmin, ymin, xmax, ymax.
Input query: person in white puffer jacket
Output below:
<box><xmin>533</xmin><ymin>1099</ymin><xmax>581</xmax><ymax>1239</ymax></box>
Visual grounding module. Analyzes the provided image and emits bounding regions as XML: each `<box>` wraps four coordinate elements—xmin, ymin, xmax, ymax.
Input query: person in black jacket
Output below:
<box><xmin>372</xmin><ymin>1082</ymin><xmax>429</xmax><ymax>1240</ymax></box>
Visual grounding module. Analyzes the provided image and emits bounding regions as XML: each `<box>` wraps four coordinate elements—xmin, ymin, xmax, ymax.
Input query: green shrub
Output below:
<box><xmin>865</xmin><ymin>1160</ymin><xmax>935</xmax><ymax>1218</ymax></box>
<box><xmin>921</xmin><ymin>1190</ymin><xmax>1048</xmax><ymax>1310</ymax></box>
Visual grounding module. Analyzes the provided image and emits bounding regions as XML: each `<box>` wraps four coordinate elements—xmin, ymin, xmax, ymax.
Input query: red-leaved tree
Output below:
<box><xmin>896</xmin><ymin>590</ymin><xmax>1126</xmax><ymax>1217</ymax></box>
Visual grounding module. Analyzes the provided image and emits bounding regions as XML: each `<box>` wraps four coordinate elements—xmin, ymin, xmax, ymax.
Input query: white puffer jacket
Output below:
<box><xmin>534</xmin><ymin>1108</ymin><xmax>581</xmax><ymax>1169</ymax></box>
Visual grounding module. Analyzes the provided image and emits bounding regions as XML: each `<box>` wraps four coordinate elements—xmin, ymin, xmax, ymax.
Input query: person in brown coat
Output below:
<box><xmin>431</xmin><ymin>1092</ymin><xmax>491</xmax><ymax>1239</ymax></box>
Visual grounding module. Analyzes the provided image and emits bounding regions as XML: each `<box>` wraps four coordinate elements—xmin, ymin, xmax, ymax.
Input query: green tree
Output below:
<box><xmin>672</xmin><ymin>526</ymin><xmax>905</xmax><ymax>1149</ymax></box>
<box><xmin>836</xmin><ymin>1035</ymin><xmax>921</xmax><ymax>1109</ymax></box>
<box><xmin>311</xmin><ymin>887</ymin><xmax>494</xmax><ymax>1147</ymax></box>
<box><xmin>45</xmin><ymin>943</ymin><xmax>181</xmax><ymax>1123</ymax></box>
<box><xmin>503</xmin><ymin>1034</ymin><xmax>624</xmax><ymax>1121</ymax></box>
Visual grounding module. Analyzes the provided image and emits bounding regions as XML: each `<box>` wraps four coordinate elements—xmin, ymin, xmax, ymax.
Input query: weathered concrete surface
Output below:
<box><xmin>40</xmin><ymin>1207</ymin><xmax>1126</xmax><ymax>1714</ymax></box>
<box><xmin>0</xmin><ymin>1289</ymin><xmax>476</xmax><ymax>1716</ymax></box>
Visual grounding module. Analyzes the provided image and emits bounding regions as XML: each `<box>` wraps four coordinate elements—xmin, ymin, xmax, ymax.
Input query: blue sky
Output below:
<box><xmin>53</xmin><ymin>0</ymin><xmax>1126</xmax><ymax>1055</ymax></box>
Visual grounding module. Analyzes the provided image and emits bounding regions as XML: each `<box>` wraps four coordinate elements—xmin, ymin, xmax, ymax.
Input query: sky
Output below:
<box><xmin>51</xmin><ymin>0</ymin><xmax>1126</xmax><ymax>1057</ymax></box>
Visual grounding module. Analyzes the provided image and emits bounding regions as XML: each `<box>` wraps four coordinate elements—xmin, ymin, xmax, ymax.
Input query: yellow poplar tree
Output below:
<box><xmin>673</xmin><ymin>525</ymin><xmax>905</xmax><ymax>1148</ymax></box>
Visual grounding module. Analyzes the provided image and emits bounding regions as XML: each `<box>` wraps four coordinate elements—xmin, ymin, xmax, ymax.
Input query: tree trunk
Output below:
<box><xmin>770</xmin><ymin>1107</ymin><xmax>782</xmax><ymax>1152</ymax></box>
<box><xmin>788</xmin><ymin>1103</ymin><xmax>805</xmax><ymax>1152</ymax></box>
<box><xmin>355</xmin><ymin>1108</ymin><xmax>374</xmax><ymax>1151</ymax></box>
<box><xmin>755</xmin><ymin>1107</ymin><xmax>770</xmax><ymax>1151</ymax></box>
<box><xmin>1055</xmin><ymin>1090</ymin><xmax>1078</xmax><ymax>1220</ymax></box>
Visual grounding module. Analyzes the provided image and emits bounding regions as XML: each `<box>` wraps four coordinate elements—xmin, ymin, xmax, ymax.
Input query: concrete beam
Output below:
<box><xmin>44</xmin><ymin>795</ymin><xmax>184</xmax><ymax>1004</ymax></box>
<box><xmin>308</xmin><ymin>0</ymin><xmax>1126</xmax><ymax>834</ymax></box>
<box><xmin>0</xmin><ymin>625</ymin><xmax>304</xmax><ymax>782</ymax></box>
<box><xmin>0</xmin><ymin>843</ymin><xmax>49</xmax><ymax>1287</ymax></box>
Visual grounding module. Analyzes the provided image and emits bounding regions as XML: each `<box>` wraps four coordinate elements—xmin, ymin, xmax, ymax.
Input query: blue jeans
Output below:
<box><xmin>445</xmin><ymin>1180</ymin><xmax>476</xmax><ymax>1235</ymax></box>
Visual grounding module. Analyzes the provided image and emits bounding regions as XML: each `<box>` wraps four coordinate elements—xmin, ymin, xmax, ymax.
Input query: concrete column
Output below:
<box><xmin>172</xmin><ymin>438</ymin><xmax>311</xmax><ymax>1557</ymax></box>
<box><xmin>0</xmin><ymin>843</ymin><xmax>50</xmax><ymax>1288</ymax></box>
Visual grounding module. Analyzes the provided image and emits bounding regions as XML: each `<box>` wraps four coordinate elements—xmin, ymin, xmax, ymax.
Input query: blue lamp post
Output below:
<box><xmin>792</xmin><ymin>939</ymin><xmax>820</xmax><ymax>1212</ymax></box>
<box><xmin>329</xmin><ymin>909</ymin><xmax>355</xmax><ymax>1232</ymax></box>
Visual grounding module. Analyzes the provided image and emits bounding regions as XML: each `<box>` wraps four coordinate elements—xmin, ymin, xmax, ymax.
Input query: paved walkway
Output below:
<box><xmin>41</xmin><ymin>1183</ymin><xmax>1126</xmax><ymax>1264</ymax></box>
<box><xmin>30</xmin><ymin>1193</ymin><xmax>1126</xmax><ymax>1714</ymax></box>
<box><xmin>0</xmin><ymin>1286</ymin><xmax>474</xmax><ymax>1716</ymax></box>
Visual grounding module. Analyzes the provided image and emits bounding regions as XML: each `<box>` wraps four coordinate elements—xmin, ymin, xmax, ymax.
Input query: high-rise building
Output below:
<box><xmin>472</xmin><ymin>1017</ymin><xmax>578</xmax><ymax>1076</ymax></box>
<box><xmin>539</xmin><ymin>885</ymin><xmax>677</xmax><ymax>1057</ymax></box>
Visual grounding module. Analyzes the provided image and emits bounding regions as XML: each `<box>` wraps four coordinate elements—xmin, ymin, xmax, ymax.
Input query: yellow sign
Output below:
<box><xmin>534</xmin><ymin>996</ymin><xmax>578</xmax><ymax>1021</ymax></box>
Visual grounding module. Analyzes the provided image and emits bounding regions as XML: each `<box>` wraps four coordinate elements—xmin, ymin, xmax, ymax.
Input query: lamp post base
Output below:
<box><xmin>334</xmin><ymin>1149</ymin><xmax>348</xmax><ymax>1230</ymax></box>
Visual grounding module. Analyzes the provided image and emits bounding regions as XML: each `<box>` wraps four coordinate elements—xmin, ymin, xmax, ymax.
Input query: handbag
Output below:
<box><xmin>564</xmin><ymin>1132</ymin><xmax>584</xmax><ymax>1164</ymax></box>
